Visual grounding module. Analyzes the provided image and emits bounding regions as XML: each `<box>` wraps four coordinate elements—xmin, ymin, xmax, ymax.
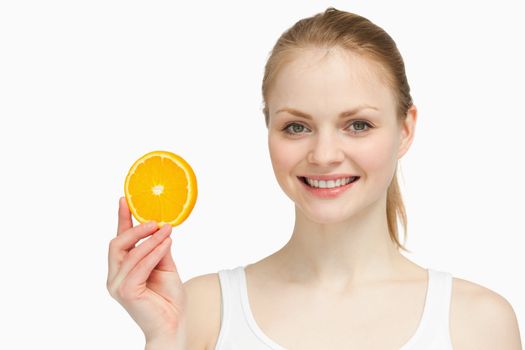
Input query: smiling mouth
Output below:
<box><xmin>298</xmin><ymin>176</ymin><xmax>360</xmax><ymax>188</ymax></box>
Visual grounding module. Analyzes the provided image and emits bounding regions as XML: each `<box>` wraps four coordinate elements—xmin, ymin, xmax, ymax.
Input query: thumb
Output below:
<box><xmin>117</xmin><ymin>196</ymin><xmax>133</xmax><ymax>235</ymax></box>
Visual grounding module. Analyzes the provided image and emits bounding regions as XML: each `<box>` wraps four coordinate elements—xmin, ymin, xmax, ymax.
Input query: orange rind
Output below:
<box><xmin>124</xmin><ymin>150</ymin><xmax>197</xmax><ymax>228</ymax></box>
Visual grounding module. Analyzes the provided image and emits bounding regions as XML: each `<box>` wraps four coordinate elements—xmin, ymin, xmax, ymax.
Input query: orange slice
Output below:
<box><xmin>124</xmin><ymin>150</ymin><xmax>197</xmax><ymax>228</ymax></box>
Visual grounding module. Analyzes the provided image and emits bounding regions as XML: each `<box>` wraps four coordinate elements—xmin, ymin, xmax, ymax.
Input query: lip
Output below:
<box><xmin>298</xmin><ymin>176</ymin><xmax>359</xmax><ymax>199</ymax></box>
<box><xmin>299</xmin><ymin>174</ymin><xmax>359</xmax><ymax>181</ymax></box>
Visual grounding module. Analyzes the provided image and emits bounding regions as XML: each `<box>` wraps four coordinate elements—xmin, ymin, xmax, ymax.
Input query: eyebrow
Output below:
<box><xmin>275</xmin><ymin>105</ymin><xmax>379</xmax><ymax>120</ymax></box>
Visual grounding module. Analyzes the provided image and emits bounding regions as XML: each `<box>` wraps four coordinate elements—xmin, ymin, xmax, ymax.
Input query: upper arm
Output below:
<box><xmin>456</xmin><ymin>282</ymin><xmax>522</xmax><ymax>350</ymax></box>
<box><xmin>473</xmin><ymin>291</ymin><xmax>522</xmax><ymax>349</ymax></box>
<box><xmin>183</xmin><ymin>273</ymin><xmax>222</xmax><ymax>350</ymax></box>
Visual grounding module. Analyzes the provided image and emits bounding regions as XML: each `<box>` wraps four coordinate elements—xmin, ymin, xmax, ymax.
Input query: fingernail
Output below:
<box><xmin>147</xmin><ymin>221</ymin><xmax>157</xmax><ymax>228</ymax></box>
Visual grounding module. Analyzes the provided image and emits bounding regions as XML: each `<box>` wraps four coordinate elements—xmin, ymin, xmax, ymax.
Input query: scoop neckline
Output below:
<box><xmin>237</xmin><ymin>265</ymin><xmax>432</xmax><ymax>350</ymax></box>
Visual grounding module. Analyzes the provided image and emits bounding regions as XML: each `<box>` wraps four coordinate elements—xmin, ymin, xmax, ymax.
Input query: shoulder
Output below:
<box><xmin>183</xmin><ymin>272</ymin><xmax>222</xmax><ymax>350</ymax></box>
<box><xmin>450</xmin><ymin>276</ymin><xmax>522</xmax><ymax>349</ymax></box>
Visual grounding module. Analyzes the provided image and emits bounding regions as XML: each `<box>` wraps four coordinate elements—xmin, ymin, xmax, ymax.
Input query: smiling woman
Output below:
<box><xmin>210</xmin><ymin>7</ymin><xmax>521</xmax><ymax>350</ymax></box>
<box><xmin>266</xmin><ymin>45</ymin><xmax>414</xmax><ymax>247</ymax></box>
<box><xmin>107</xmin><ymin>6</ymin><xmax>522</xmax><ymax>350</ymax></box>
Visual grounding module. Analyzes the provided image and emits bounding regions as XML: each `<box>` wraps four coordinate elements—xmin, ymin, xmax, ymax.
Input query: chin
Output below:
<box><xmin>297</xmin><ymin>202</ymin><xmax>356</xmax><ymax>224</ymax></box>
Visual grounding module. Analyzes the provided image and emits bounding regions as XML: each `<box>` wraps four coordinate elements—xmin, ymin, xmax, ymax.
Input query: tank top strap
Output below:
<box><xmin>406</xmin><ymin>268</ymin><xmax>453</xmax><ymax>348</ymax></box>
<box><xmin>424</xmin><ymin>269</ymin><xmax>453</xmax><ymax>329</ymax></box>
<box><xmin>215</xmin><ymin>266</ymin><xmax>256</xmax><ymax>349</ymax></box>
<box><xmin>216</xmin><ymin>268</ymin><xmax>232</xmax><ymax>347</ymax></box>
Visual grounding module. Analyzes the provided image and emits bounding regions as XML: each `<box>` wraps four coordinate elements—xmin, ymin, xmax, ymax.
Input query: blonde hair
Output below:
<box><xmin>261</xmin><ymin>7</ymin><xmax>413</xmax><ymax>253</ymax></box>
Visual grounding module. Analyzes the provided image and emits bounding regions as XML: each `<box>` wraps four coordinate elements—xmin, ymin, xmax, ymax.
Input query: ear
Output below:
<box><xmin>397</xmin><ymin>104</ymin><xmax>418</xmax><ymax>159</ymax></box>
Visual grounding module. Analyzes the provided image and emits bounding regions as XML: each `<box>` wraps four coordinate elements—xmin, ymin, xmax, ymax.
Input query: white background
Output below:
<box><xmin>1</xmin><ymin>1</ymin><xmax>523</xmax><ymax>348</ymax></box>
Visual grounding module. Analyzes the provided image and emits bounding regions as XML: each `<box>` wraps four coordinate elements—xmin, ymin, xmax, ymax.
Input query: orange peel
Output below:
<box><xmin>124</xmin><ymin>150</ymin><xmax>197</xmax><ymax>228</ymax></box>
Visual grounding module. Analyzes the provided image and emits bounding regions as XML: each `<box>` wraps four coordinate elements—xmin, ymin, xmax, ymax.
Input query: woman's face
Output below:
<box><xmin>267</xmin><ymin>47</ymin><xmax>416</xmax><ymax>224</ymax></box>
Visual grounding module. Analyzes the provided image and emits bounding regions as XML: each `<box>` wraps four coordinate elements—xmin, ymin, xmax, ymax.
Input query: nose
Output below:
<box><xmin>307</xmin><ymin>130</ymin><xmax>345</xmax><ymax>166</ymax></box>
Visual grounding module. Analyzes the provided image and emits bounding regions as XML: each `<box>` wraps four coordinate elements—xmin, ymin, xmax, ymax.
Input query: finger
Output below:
<box><xmin>111</xmin><ymin>220</ymin><xmax>159</xmax><ymax>254</ymax></box>
<box><xmin>124</xmin><ymin>237</ymin><xmax>173</xmax><ymax>290</ymax></box>
<box><xmin>111</xmin><ymin>224</ymin><xmax>172</xmax><ymax>287</ymax></box>
<box><xmin>117</xmin><ymin>196</ymin><xmax>132</xmax><ymax>235</ymax></box>
<box><xmin>155</xmin><ymin>241</ymin><xmax>177</xmax><ymax>273</ymax></box>
<box><xmin>108</xmin><ymin>220</ymin><xmax>159</xmax><ymax>282</ymax></box>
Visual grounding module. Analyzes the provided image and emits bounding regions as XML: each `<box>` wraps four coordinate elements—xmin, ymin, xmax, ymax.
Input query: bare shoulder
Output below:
<box><xmin>183</xmin><ymin>272</ymin><xmax>222</xmax><ymax>350</ymax></box>
<box><xmin>450</xmin><ymin>276</ymin><xmax>522</xmax><ymax>349</ymax></box>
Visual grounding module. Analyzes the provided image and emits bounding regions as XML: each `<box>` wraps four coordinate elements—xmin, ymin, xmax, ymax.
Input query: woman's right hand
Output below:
<box><xmin>107</xmin><ymin>197</ymin><xmax>187</xmax><ymax>343</ymax></box>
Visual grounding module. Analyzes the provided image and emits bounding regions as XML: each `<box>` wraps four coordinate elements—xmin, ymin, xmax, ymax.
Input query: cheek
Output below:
<box><xmin>268</xmin><ymin>135</ymin><xmax>302</xmax><ymax>174</ymax></box>
<box><xmin>355</xmin><ymin>134</ymin><xmax>398</xmax><ymax>178</ymax></box>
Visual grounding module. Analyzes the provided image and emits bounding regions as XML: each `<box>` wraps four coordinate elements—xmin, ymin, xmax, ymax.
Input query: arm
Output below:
<box><xmin>145</xmin><ymin>335</ymin><xmax>186</xmax><ymax>350</ymax></box>
<box><xmin>463</xmin><ymin>289</ymin><xmax>522</xmax><ymax>349</ymax></box>
<box><xmin>477</xmin><ymin>292</ymin><xmax>521</xmax><ymax>349</ymax></box>
<box><xmin>144</xmin><ymin>322</ymin><xmax>187</xmax><ymax>350</ymax></box>
<box><xmin>144</xmin><ymin>273</ymin><xmax>220</xmax><ymax>350</ymax></box>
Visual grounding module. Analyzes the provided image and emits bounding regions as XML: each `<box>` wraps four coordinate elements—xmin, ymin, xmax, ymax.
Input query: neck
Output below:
<box><xmin>273</xmin><ymin>193</ymin><xmax>410</xmax><ymax>290</ymax></box>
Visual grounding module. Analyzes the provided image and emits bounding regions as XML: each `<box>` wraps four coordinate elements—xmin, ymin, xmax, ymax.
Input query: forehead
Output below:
<box><xmin>268</xmin><ymin>48</ymin><xmax>395</xmax><ymax>116</ymax></box>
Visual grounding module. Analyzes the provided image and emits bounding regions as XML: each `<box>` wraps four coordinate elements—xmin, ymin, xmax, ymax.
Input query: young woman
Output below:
<box><xmin>107</xmin><ymin>7</ymin><xmax>522</xmax><ymax>350</ymax></box>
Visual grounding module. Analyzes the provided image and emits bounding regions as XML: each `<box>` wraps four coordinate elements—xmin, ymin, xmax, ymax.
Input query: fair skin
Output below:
<box><xmin>107</xmin><ymin>207</ymin><xmax>188</xmax><ymax>349</ymax></box>
<box><xmin>107</xmin><ymin>45</ymin><xmax>522</xmax><ymax>349</ymax></box>
<box><xmin>263</xmin><ymin>46</ymin><xmax>419</xmax><ymax>290</ymax></box>
<box><xmin>228</xmin><ymin>46</ymin><xmax>427</xmax><ymax>349</ymax></box>
<box><xmin>234</xmin><ymin>47</ymin><xmax>521</xmax><ymax>349</ymax></box>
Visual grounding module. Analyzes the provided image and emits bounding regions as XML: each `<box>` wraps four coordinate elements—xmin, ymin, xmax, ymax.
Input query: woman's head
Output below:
<box><xmin>262</xmin><ymin>7</ymin><xmax>416</xmax><ymax>252</ymax></box>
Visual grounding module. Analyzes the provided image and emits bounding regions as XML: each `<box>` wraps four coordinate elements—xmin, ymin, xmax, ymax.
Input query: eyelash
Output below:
<box><xmin>281</xmin><ymin>121</ymin><xmax>374</xmax><ymax>136</ymax></box>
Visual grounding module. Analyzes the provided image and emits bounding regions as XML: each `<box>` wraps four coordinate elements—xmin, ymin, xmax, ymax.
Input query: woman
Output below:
<box><xmin>107</xmin><ymin>7</ymin><xmax>522</xmax><ymax>350</ymax></box>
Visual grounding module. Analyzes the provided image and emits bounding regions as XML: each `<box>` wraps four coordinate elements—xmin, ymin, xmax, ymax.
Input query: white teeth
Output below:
<box><xmin>305</xmin><ymin>177</ymin><xmax>356</xmax><ymax>189</ymax></box>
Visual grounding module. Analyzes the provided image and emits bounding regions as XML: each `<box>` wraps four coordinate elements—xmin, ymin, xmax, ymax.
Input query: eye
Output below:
<box><xmin>347</xmin><ymin>120</ymin><xmax>373</xmax><ymax>135</ymax></box>
<box><xmin>282</xmin><ymin>122</ymin><xmax>310</xmax><ymax>135</ymax></box>
<box><xmin>281</xmin><ymin>120</ymin><xmax>374</xmax><ymax>136</ymax></box>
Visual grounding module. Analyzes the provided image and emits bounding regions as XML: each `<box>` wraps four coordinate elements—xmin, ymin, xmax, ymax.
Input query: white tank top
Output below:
<box><xmin>214</xmin><ymin>265</ymin><xmax>454</xmax><ymax>350</ymax></box>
